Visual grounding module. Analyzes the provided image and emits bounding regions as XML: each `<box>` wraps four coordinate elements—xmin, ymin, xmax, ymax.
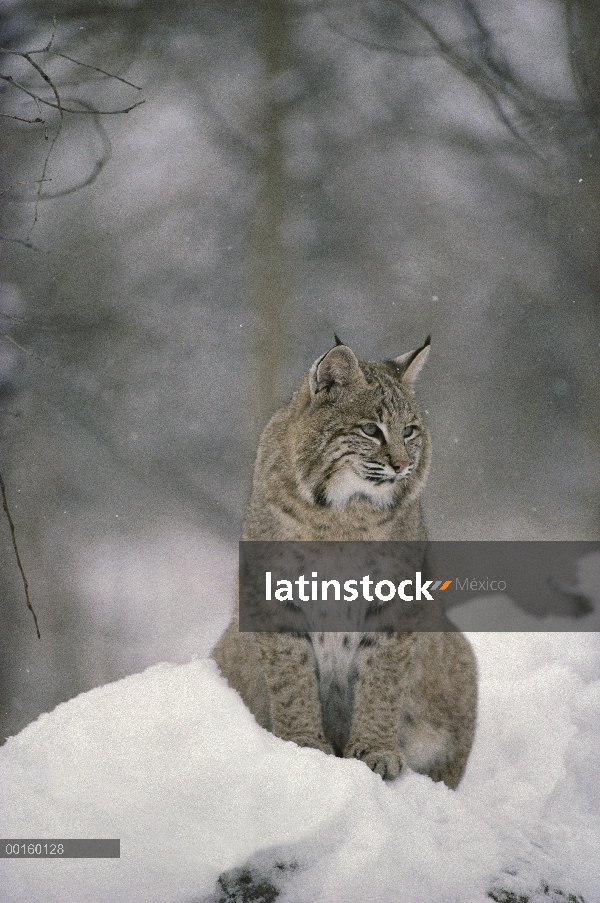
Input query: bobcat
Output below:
<box><xmin>212</xmin><ymin>338</ymin><xmax>477</xmax><ymax>789</ymax></box>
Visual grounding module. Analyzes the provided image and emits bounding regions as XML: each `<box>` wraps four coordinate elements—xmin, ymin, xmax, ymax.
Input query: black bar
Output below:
<box><xmin>0</xmin><ymin>840</ymin><xmax>120</xmax><ymax>858</ymax></box>
<box><xmin>239</xmin><ymin>541</ymin><xmax>600</xmax><ymax>632</ymax></box>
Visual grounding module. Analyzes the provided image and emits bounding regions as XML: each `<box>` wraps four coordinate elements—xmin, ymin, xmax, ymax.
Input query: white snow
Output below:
<box><xmin>1</xmin><ymin>556</ymin><xmax>599</xmax><ymax>903</ymax></box>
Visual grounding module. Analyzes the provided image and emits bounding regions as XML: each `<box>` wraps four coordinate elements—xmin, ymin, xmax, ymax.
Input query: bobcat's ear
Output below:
<box><xmin>394</xmin><ymin>335</ymin><xmax>430</xmax><ymax>387</ymax></box>
<box><xmin>309</xmin><ymin>345</ymin><xmax>361</xmax><ymax>396</ymax></box>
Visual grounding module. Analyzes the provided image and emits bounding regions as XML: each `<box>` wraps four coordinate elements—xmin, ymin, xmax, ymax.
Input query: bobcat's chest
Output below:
<box><xmin>310</xmin><ymin>631</ymin><xmax>364</xmax><ymax>681</ymax></box>
<box><xmin>309</xmin><ymin>632</ymin><xmax>374</xmax><ymax>754</ymax></box>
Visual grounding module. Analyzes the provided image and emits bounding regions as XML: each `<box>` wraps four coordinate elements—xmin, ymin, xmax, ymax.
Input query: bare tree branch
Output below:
<box><xmin>12</xmin><ymin>53</ymin><xmax>66</xmax><ymax>240</ymax></box>
<box><xmin>38</xmin><ymin>50</ymin><xmax>142</xmax><ymax>91</ymax></box>
<box><xmin>0</xmin><ymin>472</ymin><xmax>40</xmax><ymax>639</ymax></box>
<box><xmin>0</xmin><ymin>235</ymin><xmax>46</xmax><ymax>251</ymax></box>
<box><xmin>0</xmin><ymin>111</ymin><xmax>44</xmax><ymax>123</ymax></box>
<box><xmin>325</xmin><ymin>0</ymin><xmax>550</xmax><ymax>161</ymax></box>
<box><xmin>0</xmin><ymin>179</ymin><xmax>50</xmax><ymax>198</ymax></box>
<box><xmin>0</xmin><ymin>74</ymin><xmax>145</xmax><ymax>115</ymax></box>
<box><xmin>1</xmin><ymin>30</ymin><xmax>144</xmax><ymax>240</ymax></box>
<box><xmin>38</xmin><ymin>100</ymin><xmax>113</xmax><ymax>200</ymax></box>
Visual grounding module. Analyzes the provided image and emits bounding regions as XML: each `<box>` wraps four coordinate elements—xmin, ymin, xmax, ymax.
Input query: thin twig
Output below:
<box><xmin>0</xmin><ymin>472</ymin><xmax>40</xmax><ymax>639</ymax></box>
<box><xmin>0</xmin><ymin>310</ymin><xmax>52</xmax><ymax>326</ymax></box>
<box><xmin>0</xmin><ymin>46</ymin><xmax>141</xmax><ymax>89</ymax></box>
<box><xmin>39</xmin><ymin>99</ymin><xmax>112</xmax><ymax>199</ymax></box>
<box><xmin>0</xmin><ymin>234</ymin><xmax>45</xmax><ymax>251</ymax></box>
<box><xmin>0</xmin><ymin>74</ymin><xmax>145</xmax><ymax>115</ymax></box>
<box><xmin>0</xmin><ymin>178</ymin><xmax>51</xmax><ymax>198</ymax></box>
<box><xmin>324</xmin><ymin>22</ymin><xmax>437</xmax><ymax>57</ymax></box>
<box><xmin>1</xmin><ymin>333</ymin><xmax>32</xmax><ymax>354</ymax></box>
<box><xmin>19</xmin><ymin>54</ymin><xmax>64</xmax><ymax>240</ymax></box>
<box><xmin>45</xmin><ymin>16</ymin><xmax>58</xmax><ymax>54</ymax></box>
<box><xmin>0</xmin><ymin>111</ymin><xmax>44</xmax><ymax>123</ymax></box>
<box><xmin>42</xmin><ymin>50</ymin><xmax>142</xmax><ymax>90</ymax></box>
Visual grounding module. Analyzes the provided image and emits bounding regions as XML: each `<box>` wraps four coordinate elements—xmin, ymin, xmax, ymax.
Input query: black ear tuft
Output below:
<box><xmin>334</xmin><ymin>333</ymin><xmax>344</xmax><ymax>346</ymax></box>
<box><xmin>394</xmin><ymin>335</ymin><xmax>431</xmax><ymax>386</ymax></box>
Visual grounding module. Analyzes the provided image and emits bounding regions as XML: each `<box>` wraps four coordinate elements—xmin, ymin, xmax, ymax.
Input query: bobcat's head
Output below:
<box><xmin>292</xmin><ymin>337</ymin><xmax>432</xmax><ymax>508</ymax></box>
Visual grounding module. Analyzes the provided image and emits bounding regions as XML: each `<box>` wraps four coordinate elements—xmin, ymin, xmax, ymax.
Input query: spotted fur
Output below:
<box><xmin>213</xmin><ymin>339</ymin><xmax>477</xmax><ymax>788</ymax></box>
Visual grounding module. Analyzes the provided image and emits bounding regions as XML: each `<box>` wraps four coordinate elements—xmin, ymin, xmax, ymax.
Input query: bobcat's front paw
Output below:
<box><xmin>344</xmin><ymin>743</ymin><xmax>405</xmax><ymax>780</ymax></box>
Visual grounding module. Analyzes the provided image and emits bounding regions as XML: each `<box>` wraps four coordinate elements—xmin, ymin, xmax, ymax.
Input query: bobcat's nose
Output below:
<box><xmin>392</xmin><ymin>459</ymin><xmax>410</xmax><ymax>473</ymax></box>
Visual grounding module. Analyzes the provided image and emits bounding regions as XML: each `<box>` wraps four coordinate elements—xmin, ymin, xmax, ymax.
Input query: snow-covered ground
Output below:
<box><xmin>1</xmin><ymin>555</ymin><xmax>599</xmax><ymax>903</ymax></box>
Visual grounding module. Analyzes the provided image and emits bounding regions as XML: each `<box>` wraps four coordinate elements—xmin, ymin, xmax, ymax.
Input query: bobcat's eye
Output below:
<box><xmin>360</xmin><ymin>422</ymin><xmax>380</xmax><ymax>438</ymax></box>
<box><xmin>402</xmin><ymin>425</ymin><xmax>417</xmax><ymax>439</ymax></box>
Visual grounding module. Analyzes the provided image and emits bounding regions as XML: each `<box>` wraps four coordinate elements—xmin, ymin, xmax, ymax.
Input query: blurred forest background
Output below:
<box><xmin>0</xmin><ymin>0</ymin><xmax>599</xmax><ymax>742</ymax></box>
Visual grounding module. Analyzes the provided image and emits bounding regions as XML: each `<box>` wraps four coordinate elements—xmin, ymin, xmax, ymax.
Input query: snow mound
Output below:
<box><xmin>1</xmin><ymin>626</ymin><xmax>599</xmax><ymax>903</ymax></box>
